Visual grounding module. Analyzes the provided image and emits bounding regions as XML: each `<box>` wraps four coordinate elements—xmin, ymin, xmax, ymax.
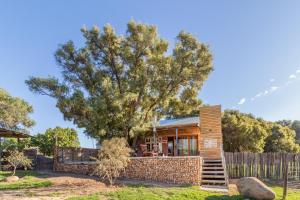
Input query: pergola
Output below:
<box><xmin>0</xmin><ymin>128</ymin><xmax>31</xmax><ymax>139</ymax></box>
<box><xmin>0</xmin><ymin>127</ymin><xmax>31</xmax><ymax>169</ymax></box>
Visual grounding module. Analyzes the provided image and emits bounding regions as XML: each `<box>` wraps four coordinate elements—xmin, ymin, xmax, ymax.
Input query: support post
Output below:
<box><xmin>53</xmin><ymin>133</ymin><xmax>58</xmax><ymax>171</ymax></box>
<box><xmin>283</xmin><ymin>154</ymin><xmax>288</xmax><ymax>200</ymax></box>
<box><xmin>0</xmin><ymin>137</ymin><xmax>2</xmax><ymax>171</ymax></box>
<box><xmin>175</xmin><ymin>128</ymin><xmax>178</xmax><ymax>156</ymax></box>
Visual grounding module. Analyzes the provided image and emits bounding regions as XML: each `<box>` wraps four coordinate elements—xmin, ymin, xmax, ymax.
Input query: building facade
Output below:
<box><xmin>143</xmin><ymin>105</ymin><xmax>223</xmax><ymax>159</ymax></box>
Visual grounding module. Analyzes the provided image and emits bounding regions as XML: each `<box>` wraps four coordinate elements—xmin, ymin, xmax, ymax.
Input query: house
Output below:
<box><xmin>54</xmin><ymin>105</ymin><xmax>228</xmax><ymax>188</ymax></box>
<box><xmin>142</xmin><ymin>105</ymin><xmax>223</xmax><ymax>159</ymax></box>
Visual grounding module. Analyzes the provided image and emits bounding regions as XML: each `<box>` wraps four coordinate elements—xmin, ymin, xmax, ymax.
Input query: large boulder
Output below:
<box><xmin>237</xmin><ymin>177</ymin><xmax>276</xmax><ymax>200</ymax></box>
<box><xmin>3</xmin><ymin>176</ymin><xmax>19</xmax><ymax>182</ymax></box>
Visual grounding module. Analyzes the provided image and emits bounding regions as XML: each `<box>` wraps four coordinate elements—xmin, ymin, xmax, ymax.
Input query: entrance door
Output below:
<box><xmin>167</xmin><ymin>137</ymin><xmax>174</xmax><ymax>156</ymax></box>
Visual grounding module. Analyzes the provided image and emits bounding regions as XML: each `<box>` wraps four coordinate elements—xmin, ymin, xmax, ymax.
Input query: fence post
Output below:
<box><xmin>283</xmin><ymin>154</ymin><xmax>288</xmax><ymax>200</ymax></box>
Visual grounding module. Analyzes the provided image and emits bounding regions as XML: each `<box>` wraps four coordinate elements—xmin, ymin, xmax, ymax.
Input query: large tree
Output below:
<box><xmin>0</xmin><ymin>88</ymin><xmax>35</xmax><ymax>130</ymax></box>
<box><xmin>292</xmin><ymin>120</ymin><xmax>300</xmax><ymax>142</ymax></box>
<box><xmin>276</xmin><ymin>120</ymin><xmax>300</xmax><ymax>143</ymax></box>
<box><xmin>26</xmin><ymin>21</ymin><xmax>213</xmax><ymax>143</ymax></box>
<box><xmin>222</xmin><ymin>110</ymin><xmax>270</xmax><ymax>153</ymax></box>
<box><xmin>223</xmin><ymin>110</ymin><xmax>300</xmax><ymax>153</ymax></box>
<box><xmin>264</xmin><ymin>124</ymin><xmax>300</xmax><ymax>153</ymax></box>
<box><xmin>31</xmin><ymin>127</ymin><xmax>80</xmax><ymax>156</ymax></box>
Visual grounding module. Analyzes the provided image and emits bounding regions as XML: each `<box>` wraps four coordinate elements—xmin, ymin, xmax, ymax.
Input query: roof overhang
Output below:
<box><xmin>0</xmin><ymin>128</ymin><xmax>31</xmax><ymax>138</ymax></box>
<box><xmin>155</xmin><ymin>122</ymin><xmax>200</xmax><ymax>130</ymax></box>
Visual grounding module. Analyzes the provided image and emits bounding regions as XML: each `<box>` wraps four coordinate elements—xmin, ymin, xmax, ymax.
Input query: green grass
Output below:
<box><xmin>0</xmin><ymin>170</ymin><xmax>52</xmax><ymax>190</ymax></box>
<box><xmin>67</xmin><ymin>184</ymin><xmax>300</xmax><ymax>200</ymax></box>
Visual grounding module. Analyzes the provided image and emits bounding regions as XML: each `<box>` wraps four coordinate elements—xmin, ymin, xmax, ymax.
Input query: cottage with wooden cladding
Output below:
<box><xmin>54</xmin><ymin>105</ymin><xmax>228</xmax><ymax>188</ymax></box>
<box><xmin>140</xmin><ymin>105</ymin><xmax>223</xmax><ymax>159</ymax></box>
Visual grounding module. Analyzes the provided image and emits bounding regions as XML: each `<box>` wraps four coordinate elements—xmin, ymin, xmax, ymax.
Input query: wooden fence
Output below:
<box><xmin>224</xmin><ymin>152</ymin><xmax>300</xmax><ymax>181</ymax></box>
<box><xmin>56</xmin><ymin>147</ymin><xmax>98</xmax><ymax>163</ymax></box>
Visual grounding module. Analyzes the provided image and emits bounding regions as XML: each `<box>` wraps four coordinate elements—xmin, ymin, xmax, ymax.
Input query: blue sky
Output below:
<box><xmin>1</xmin><ymin>1</ymin><xmax>300</xmax><ymax>147</ymax></box>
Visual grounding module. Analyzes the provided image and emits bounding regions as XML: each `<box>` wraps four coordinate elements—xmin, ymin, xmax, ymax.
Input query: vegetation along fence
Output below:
<box><xmin>225</xmin><ymin>152</ymin><xmax>300</xmax><ymax>181</ymax></box>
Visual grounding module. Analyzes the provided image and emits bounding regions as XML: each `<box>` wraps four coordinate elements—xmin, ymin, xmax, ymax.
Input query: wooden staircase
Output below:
<box><xmin>201</xmin><ymin>158</ymin><xmax>228</xmax><ymax>189</ymax></box>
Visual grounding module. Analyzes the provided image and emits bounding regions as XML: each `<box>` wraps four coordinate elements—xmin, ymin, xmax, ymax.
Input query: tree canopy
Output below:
<box><xmin>222</xmin><ymin>110</ymin><xmax>300</xmax><ymax>153</ymax></box>
<box><xmin>26</xmin><ymin>21</ymin><xmax>213</xmax><ymax>143</ymax></box>
<box><xmin>276</xmin><ymin>119</ymin><xmax>300</xmax><ymax>143</ymax></box>
<box><xmin>264</xmin><ymin>124</ymin><xmax>300</xmax><ymax>153</ymax></box>
<box><xmin>0</xmin><ymin>88</ymin><xmax>35</xmax><ymax>130</ymax></box>
<box><xmin>222</xmin><ymin>110</ymin><xmax>269</xmax><ymax>153</ymax></box>
<box><xmin>31</xmin><ymin>127</ymin><xmax>80</xmax><ymax>156</ymax></box>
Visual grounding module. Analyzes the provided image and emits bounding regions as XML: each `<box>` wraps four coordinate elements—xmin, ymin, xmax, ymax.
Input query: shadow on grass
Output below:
<box><xmin>205</xmin><ymin>195</ymin><xmax>243</xmax><ymax>200</ymax></box>
<box><xmin>0</xmin><ymin>170</ymin><xmax>46</xmax><ymax>179</ymax></box>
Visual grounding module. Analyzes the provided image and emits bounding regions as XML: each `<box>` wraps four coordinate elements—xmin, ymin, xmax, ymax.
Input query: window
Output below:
<box><xmin>177</xmin><ymin>136</ymin><xmax>198</xmax><ymax>156</ymax></box>
<box><xmin>145</xmin><ymin>137</ymin><xmax>163</xmax><ymax>152</ymax></box>
<box><xmin>190</xmin><ymin>136</ymin><xmax>197</xmax><ymax>155</ymax></box>
<box><xmin>178</xmin><ymin>136</ymin><xmax>189</xmax><ymax>156</ymax></box>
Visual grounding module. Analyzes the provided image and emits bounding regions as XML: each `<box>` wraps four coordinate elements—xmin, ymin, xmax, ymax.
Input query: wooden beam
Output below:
<box><xmin>175</xmin><ymin>128</ymin><xmax>178</xmax><ymax>156</ymax></box>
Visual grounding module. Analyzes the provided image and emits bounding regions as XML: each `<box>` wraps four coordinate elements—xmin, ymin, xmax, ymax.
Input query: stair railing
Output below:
<box><xmin>221</xmin><ymin>144</ymin><xmax>229</xmax><ymax>187</ymax></box>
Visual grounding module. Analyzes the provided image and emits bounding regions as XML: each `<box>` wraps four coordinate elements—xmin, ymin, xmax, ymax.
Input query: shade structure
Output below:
<box><xmin>0</xmin><ymin>128</ymin><xmax>31</xmax><ymax>138</ymax></box>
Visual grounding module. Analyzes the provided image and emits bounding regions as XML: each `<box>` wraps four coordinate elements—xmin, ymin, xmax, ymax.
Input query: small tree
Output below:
<box><xmin>5</xmin><ymin>151</ymin><xmax>32</xmax><ymax>176</ymax></box>
<box><xmin>92</xmin><ymin>137</ymin><xmax>131</xmax><ymax>185</ymax></box>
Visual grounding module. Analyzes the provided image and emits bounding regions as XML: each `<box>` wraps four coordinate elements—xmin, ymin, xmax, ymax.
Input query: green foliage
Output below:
<box><xmin>222</xmin><ymin>110</ymin><xmax>300</xmax><ymax>153</ymax></box>
<box><xmin>0</xmin><ymin>138</ymin><xmax>32</xmax><ymax>152</ymax></box>
<box><xmin>291</xmin><ymin>120</ymin><xmax>300</xmax><ymax>139</ymax></box>
<box><xmin>164</xmin><ymin>88</ymin><xmax>203</xmax><ymax>118</ymax></box>
<box><xmin>5</xmin><ymin>151</ymin><xmax>32</xmax><ymax>176</ymax></box>
<box><xmin>0</xmin><ymin>171</ymin><xmax>52</xmax><ymax>190</ymax></box>
<box><xmin>0</xmin><ymin>88</ymin><xmax>35</xmax><ymax>130</ymax></box>
<box><xmin>222</xmin><ymin>110</ymin><xmax>269</xmax><ymax>152</ymax></box>
<box><xmin>277</xmin><ymin>120</ymin><xmax>300</xmax><ymax>143</ymax></box>
<box><xmin>264</xmin><ymin>124</ymin><xmax>300</xmax><ymax>152</ymax></box>
<box><xmin>26</xmin><ymin>21</ymin><xmax>213</xmax><ymax>143</ymax></box>
<box><xmin>92</xmin><ymin>137</ymin><xmax>131</xmax><ymax>185</ymax></box>
<box><xmin>31</xmin><ymin>127</ymin><xmax>80</xmax><ymax>156</ymax></box>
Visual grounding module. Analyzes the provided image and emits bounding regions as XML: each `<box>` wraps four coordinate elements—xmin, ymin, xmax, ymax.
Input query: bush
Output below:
<box><xmin>4</xmin><ymin>151</ymin><xmax>32</xmax><ymax>176</ymax></box>
<box><xmin>91</xmin><ymin>137</ymin><xmax>132</xmax><ymax>185</ymax></box>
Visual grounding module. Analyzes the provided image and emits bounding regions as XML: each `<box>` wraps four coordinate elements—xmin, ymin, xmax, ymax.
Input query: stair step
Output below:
<box><xmin>201</xmin><ymin>185</ymin><xmax>228</xmax><ymax>191</ymax></box>
<box><xmin>202</xmin><ymin>170</ymin><xmax>224</xmax><ymax>174</ymax></box>
<box><xmin>202</xmin><ymin>175</ymin><xmax>225</xmax><ymax>178</ymax></box>
<box><xmin>203</xmin><ymin>159</ymin><xmax>222</xmax><ymax>161</ymax></box>
<box><xmin>204</xmin><ymin>160</ymin><xmax>222</xmax><ymax>162</ymax></box>
<box><xmin>203</xmin><ymin>164</ymin><xmax>222</xmax><ymax>166</ymax></box>
<box><xmin>201</xmin><ymin>180</ymin><xmax>226</xmax><ymax>184</ymax></box>
<box><xmin>203</xmin><ymin>167</ymin><xmax>224</xmax><ymax>170</ymax></box>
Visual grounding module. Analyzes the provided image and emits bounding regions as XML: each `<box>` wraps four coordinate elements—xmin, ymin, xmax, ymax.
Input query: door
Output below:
<box><xmin>167</xmin><ymin>137</ymin><xmax>174</xmax><ymax>156</ymax></box>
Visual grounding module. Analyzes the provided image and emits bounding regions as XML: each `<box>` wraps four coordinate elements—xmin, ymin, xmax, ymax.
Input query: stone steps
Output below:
<box><xmin>201</xmin><ymin>158</ymin><xmax>227</xmax><ymax>188</ymax></box>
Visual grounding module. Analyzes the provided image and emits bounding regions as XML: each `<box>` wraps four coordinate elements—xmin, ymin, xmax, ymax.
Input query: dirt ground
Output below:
<box><xmin>0</xmin><ymin>171</ymin><xmax>117</xmax><ymax>200</ymax></box>
<box><xmin>0</xmin><ymin>171</ymin><xmax>238</xmax><ymax>200</ymax></box>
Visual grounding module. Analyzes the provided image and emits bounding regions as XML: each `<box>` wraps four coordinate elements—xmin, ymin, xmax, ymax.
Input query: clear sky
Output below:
<box><xmin>1</xmin><ymin>1</ymin><xmax>300</xmax><ymax>147</ymax></box>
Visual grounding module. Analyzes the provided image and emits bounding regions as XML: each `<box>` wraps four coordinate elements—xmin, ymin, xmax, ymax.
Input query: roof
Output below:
<box><xmin>0</xmin><ymin>128</ymin><xmax>31</xmax><ymax>138</ymax></box>
<box><xmin>157</xmin><ymin>116</ymin><xmax>200</xmax><ymax>128</ymax></box>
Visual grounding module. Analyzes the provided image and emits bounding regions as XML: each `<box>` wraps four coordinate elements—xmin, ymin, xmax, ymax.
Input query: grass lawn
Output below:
<box><xmin>0</xmin><ymin>170</ymin><xmax>52</xmax><ymax>190</ymax></box>
<box><xmin>67</xmin><ymin>184</ymin><xmax>300</xmax><ymax>200</ymax></box>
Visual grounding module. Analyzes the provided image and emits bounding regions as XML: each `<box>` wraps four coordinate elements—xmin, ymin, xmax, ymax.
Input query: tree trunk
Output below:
<box><xmin>12</xmin><ymin>166</ymin><xmax>16</xmax><ymax>176</ymax></box>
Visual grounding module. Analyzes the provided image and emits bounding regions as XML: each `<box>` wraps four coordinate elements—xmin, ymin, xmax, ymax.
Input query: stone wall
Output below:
<box><xmin>54</xmin><ymin>156</ymin><xmax>202</xmax><ymax>185</ymax></box>
<box><xmin>55</xmin><ymin>161</ymin><xmax>97</xmax><ymax>175</ymax></box>
<box><xmin>123</xmin><ymin>156</ymin><xmax>202</xmax><ymax>185</ymax></box>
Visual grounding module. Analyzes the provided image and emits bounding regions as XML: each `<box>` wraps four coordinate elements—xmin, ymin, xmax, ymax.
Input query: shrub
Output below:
<box><xmin>5</xmin><ymin>151</ymin><xmax>32</xmax><ymax>176</ymax></box>
<box><xmin>91</xmin><ymin>137</ymin><xmax>132</xmax><ymax>185</ymax></box>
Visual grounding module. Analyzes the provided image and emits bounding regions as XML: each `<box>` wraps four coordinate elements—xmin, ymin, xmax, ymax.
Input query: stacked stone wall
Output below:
<box><xmin>54</xmin><ymin>153</ymin><xmax>202</xmax><ymax>185</ymax></box>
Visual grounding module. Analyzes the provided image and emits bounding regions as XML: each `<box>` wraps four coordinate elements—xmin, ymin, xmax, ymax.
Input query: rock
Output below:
<box><xmin>4</xmin><ymin>176</ymin><xmax>19</xmax><ymax>182</ymax></box>
<box><xmin>237</xmin><ymin>177</ymin><xmax>276</xmax><ymax>200</ymax></box>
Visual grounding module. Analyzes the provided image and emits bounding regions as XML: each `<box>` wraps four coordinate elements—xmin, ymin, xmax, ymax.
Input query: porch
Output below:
<box><xmin>141</xmin><ymin>123</ymin><xmax>200</xmax><ymax>157</ymax></box>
